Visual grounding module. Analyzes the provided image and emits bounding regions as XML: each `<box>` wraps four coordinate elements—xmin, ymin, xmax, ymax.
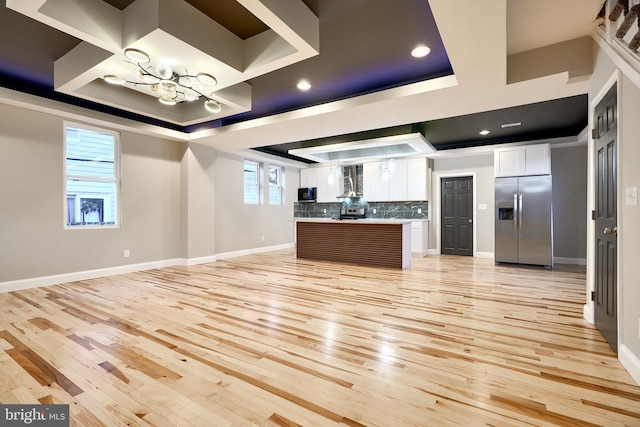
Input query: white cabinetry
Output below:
<box><xmin>389</xmin><ymin>159</ymin><xmax>408</xmax><ymax>201</ymax></box>
<box><xmin>411</xmin><ymin>220</ymin><xmax>429</xmax><ymax>256</ymax></box>
<box><xmin>364</xmin><ymin>158</ymin><xmax>428</xmax><ymax>201</ymax></box>
<box><xmin>315</xmin><ymin>167</ymin><xmax>343</xmax><ymax>202</ymax></box>
<box><xmin>301</xmin><ymin>167</ymin><xmax>343</xmax><ymax>202</ymax></box>
<box><xmin>363</xmin><ymin>162</ymin><xmax>382</xmax><ymax>201</ymax></box>
<box><xmin>407</xmin><ymin>158</ymin><xmax>428</xmax><ymax>200</ymax></box>
<box><xmin>494</xmin><ymin>144</ymin><xmax>550</xmax><ymax>177</ymax></box>
<box><xmin>300</xmin><ymin>168</ymin><xmax>317</xmax><ymax>188</ymax></box>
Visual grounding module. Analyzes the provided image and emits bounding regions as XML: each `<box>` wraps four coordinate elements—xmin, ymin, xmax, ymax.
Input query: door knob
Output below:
<box><xmin>603</xmin><ymin>226</ymin><xmax>618</xmax><ymax>235</ymax></box>
<box><xmin>468</xmin><ymin>218</ymin><xmax>473</xmax><ymax>224</ymax></box>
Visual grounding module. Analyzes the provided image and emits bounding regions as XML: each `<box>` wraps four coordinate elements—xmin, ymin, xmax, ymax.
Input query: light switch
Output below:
<box><xmin>625</xmin><ymin>187</ymin><xmax>638</xmax><ymax>207</ymax></box>
<box><xmin>478</xmin><ymin>203</ymin><xmax>488</xmax><ymax>210</ymax></box>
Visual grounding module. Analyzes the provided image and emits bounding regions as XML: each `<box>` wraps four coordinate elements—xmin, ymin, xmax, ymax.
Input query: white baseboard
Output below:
<box><xmin>554</xmin><ymin>257</ymin><xmax>587</xmax><ymax>265</ymax></box>
<box><xmin>0</xmin><ymin>243</ymin><xmax>295</xmax><ymax>293</ymax></box>
<box><xmin>184</xmin><ymin>255</ymin><xmax>217</xmax><ymax>266</ymax></box>
<box><xmin>619</xmin><ymin>344</ymin><xmax>640</xmax><ymax>386</ymax></box>
<box><xmin>475</xmin><ymin>251</ymin><xmax>494</xmax><ymax>259</ymax></box>
<box><xmin>583</xmin><ymin>303</ymin><xmax>595</xmax><ymax>325</ymax></box>
<box><xmin>426</xmin><ymin>249</ymin><xmax>494</xmax><ymax>259</ymax></box>
<box><xmin>0</xmin><ymin>258</ymin><xmax>183</xmax><ymax>293</ymax></box>
<box><xmin>216</xmin><ymin>243</ymin><xmax>294</xmax><ymax>260</ymax></box>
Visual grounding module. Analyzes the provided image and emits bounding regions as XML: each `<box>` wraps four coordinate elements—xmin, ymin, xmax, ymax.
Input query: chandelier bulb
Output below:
<box><xmin>155</xmin><ymin>62</ymin><xmax>173</xmax><ymax>80</ymax></box>
<box><xmin>104</xmin><ymin>75</ymin><xmax>126</xmax><ymax>85</ymax></box>
<box><xmin>159</xmin><ymin>96</ymin><xmax>176</xmax><ymax>106</ymax></box>
<box><xmin>197</xmin><ymin>73</ymin><xmax>217</xmax><ymax>86</ymax></box>
<box><xmin>204</xmin><ymin>99</ymin><xmax>222</xmax><ymax>113</ymax></box>
<box><xmin>124</xmin><ymin>48</ymin><xmax>150</xmax><ymax>63</ymax></box>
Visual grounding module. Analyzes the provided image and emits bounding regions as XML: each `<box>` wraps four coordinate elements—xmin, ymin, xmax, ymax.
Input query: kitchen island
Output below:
<box><xmin>295</xmin><ymin>218</ymin><xmax>412</xmax><ymax>269</ymax></box>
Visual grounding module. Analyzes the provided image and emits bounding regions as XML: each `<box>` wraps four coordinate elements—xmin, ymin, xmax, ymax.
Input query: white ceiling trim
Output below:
<box><xmin>288</xmin><ymin>133</ymin><xmax>436</xmax><ymax>163</ymax></box>
<box><xmin>7</xmin><ymin>0</ymin><xmax>319</xmax><ymax>126</ymax></box>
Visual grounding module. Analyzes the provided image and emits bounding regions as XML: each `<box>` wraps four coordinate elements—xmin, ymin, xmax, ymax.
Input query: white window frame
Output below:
<box><xmin>268</xmin><ymin>165</ymin><xmax>284</xmax><ymax>205</ymax></box>
<box><xmin>64</xmin><ymin>122</ymin><xmax>121</xmax><ymax>229</ymax></box>
<box><xmin>244</xmin><ymin>160</ymin><xmax>261</xmax><ymax>204</ymax></box>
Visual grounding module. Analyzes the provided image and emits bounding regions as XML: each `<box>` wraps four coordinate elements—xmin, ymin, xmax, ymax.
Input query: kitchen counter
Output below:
<box><xmin>295</xmin><ymin>217</ymin><xmax>416</xmax><ymax>224</ymax></box>
<box><xmin>295</xmin><ymin>218</ymin><xmax>412</xmax><ymax>269</ymax></box>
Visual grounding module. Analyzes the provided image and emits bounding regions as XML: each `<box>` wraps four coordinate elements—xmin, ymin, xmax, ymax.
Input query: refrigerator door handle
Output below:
<box><xmin>513</xmin><ymin>194</ymin><xmax>518</xmax><ymax>229</ymax></box>
<box><xmin>519</xmin><ymin>194</ymin><xmax>523</xmax><ymax>229</ymax></box>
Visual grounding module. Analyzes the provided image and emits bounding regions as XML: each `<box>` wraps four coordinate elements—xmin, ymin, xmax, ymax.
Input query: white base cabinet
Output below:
<box><xmin>411</xmin><ymin>220</ymin><xmax>429</xmax><ymax>256</ymax></box>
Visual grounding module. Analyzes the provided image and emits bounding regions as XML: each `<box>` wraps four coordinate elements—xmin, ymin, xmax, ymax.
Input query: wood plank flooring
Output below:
<box><xmin>1</xmin><ymin>250</ymin><xmax>639</xmax><ymax>426</ymax></box>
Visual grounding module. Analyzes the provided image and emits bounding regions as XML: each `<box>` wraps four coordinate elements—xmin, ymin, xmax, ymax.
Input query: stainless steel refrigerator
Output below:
<box><xmin>495</xmin><ymin>175</ymin><xmax>553</xmax><ymax>267</ymax></box>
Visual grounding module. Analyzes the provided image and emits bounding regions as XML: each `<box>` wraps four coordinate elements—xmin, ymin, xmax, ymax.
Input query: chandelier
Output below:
<box><xmin>103</xmin><ymin>48</ymin><xmax>222</xmax><ymax>113</ymax></box>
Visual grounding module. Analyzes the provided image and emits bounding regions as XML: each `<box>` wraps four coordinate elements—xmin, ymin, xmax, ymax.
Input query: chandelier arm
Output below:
<box><xmin>114</xmin><ymin>59</ymin><xmax>220</xmax><ymax>108</ymax></box>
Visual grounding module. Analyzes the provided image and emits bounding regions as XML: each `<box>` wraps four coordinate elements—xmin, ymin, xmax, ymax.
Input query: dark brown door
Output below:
<box><xmin>594</xmin><ymin>84</ymin><xmax>617</xmax><ymax>353</ymax></box>
<box><xmin>441</xmin><ymin>176</ymin><xmax>473</xmax><ymax>256</ymax></box>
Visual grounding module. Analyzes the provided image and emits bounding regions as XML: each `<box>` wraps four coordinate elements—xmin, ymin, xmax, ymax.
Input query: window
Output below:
<box><xmin>64</xmin><ymin>123</ymin><xmax>120</xmax><ymax>227</ymax></box>
<box><xmin>244</xmin><ymin>160</ymin><xmax>260</xmax><ymax>204</ymax></box>
<box><xmin>268</xmin><ymin>165</ymin><xmax>284</xmax><ymax>205</ymax></box>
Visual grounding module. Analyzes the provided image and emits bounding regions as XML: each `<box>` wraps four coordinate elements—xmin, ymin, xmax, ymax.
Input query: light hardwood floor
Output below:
<box><xmin>0</xmin><ymin>250</ymin><xmax>639</xmax><ymax>426</ymax></box>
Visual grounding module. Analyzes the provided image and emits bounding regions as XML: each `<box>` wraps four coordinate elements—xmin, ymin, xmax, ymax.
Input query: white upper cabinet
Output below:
<box><xmin>389</xmin><ymin>159</ymin><xmax>408</xmax><ymax>201</ymax></box>
<box><xmin>494</xmin><ymin>143</ymin><xmax>550</xmax><ymax>177</ymax></box>
<box><xmin>407</xmin><ymin>158</ymin><xmax>428</xmax><ymax>200</ymax></box>
<box><xmin>363</xmin><ymin>158</ymin><xmax>428</xmax><ymax>201</ymax></box>
<box><xmin>314</xmin><ymin>166</ymin><xmax>343</xmax><ymax>202</ymax></box>
<box><xmin>300</xmin><ymin>168</ymin><xmax>317</xmax><ymax>188</ymax></box>
<box><xmin>363</xmin><ymin>162</ymin><xmax>379</xmax><ymax>201</ymax></box>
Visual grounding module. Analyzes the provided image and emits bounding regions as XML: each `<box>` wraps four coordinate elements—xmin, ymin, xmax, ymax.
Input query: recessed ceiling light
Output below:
<box><xmin>297</xmin><ymin>80</ymin><xmax>311</xmax><ymax>91</ymax></box>
<box><xmin>501</xmin><ymin>122</ymin><xmax>522</xmax><ymax>128</ymax></box>
<box><xmin>411</xmin><ymin>45</ymin><xmax>431</xmax><ymax>58</ymax></box>
<box><xmin>479</xmin><ymin>130</ymin><xmax>491</xmax><ymax>136</ymax></box>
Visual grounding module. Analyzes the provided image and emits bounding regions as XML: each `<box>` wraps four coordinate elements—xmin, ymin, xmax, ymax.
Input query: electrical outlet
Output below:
<box><xmin>418</xmin><ymin>208</ymin><xmax>422</xmax><ymax>214</ymax></box>
<box><xmin>323</xmin><ymin>209</ymin><xmax>327</xmax><ymax>214</ymax></box>
<box><xmin>373</xmin><ymin>208</ymin><xmax>377</xmax><ymax>214</ymax></box>
<box><xmin>124</xmin><ymin>249</ymin><xmax>130</xmax><ymax>258</ymax></box>
<box><xmin>261</xmin><ymin>236</ymin><xmax>265</xmax><ymax>241</ymax></box>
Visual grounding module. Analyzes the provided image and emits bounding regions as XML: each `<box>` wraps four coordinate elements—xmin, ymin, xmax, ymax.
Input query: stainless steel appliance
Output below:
<box><xmin>339</xmin><ymin>206</ymin><xmax>366</xmax><ymax>219</ymax></box>
<box><xmin>297</xmin><ymin>187</ymin><xmax>317</xmax><ymax>202</ymax></box>
<box><xmin>495</xmin><ymin>175</ymin><xmax>553</xmax><ymax>267</ymax></box>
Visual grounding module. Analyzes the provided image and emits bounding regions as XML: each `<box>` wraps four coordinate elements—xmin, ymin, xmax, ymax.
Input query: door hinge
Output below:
<box><xmin>591</xmin><ymin>128</ymin><xmax>597</xmax><ymax>139</ymax></box>
<box><xmin>592</xmin><ymin>210</ymin><xmax>597</xmax><ymax>221</ymax></box>
<box><xmin>591</xmin><ymin>291</ymin><xmax>596</xmax><ymax>301</ymax></box>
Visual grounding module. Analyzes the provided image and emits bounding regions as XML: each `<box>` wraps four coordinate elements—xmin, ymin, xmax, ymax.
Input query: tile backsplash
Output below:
<box><xmin>294</xmin><ymin>200</ymin><xmax>428</xmax><ymax>220</ymax></box>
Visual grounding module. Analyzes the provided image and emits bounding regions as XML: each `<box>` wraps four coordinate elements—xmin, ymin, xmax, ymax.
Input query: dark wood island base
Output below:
<box><xmin>296</xmin><ymin>219</ymin><xmax>412</xmax><ymax>269</ymax></box>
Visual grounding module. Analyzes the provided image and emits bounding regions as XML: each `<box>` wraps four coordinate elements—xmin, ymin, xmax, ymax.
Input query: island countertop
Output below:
<box><xmin>294</xmin><ymin>217</ymin><xmax>421</xmax><ymax>224</ymax></box>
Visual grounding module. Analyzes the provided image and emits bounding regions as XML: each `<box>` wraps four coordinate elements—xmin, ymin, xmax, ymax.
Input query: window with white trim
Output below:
<box><xmin>64</xmin><ymin>123</ymin><xmax>120</xmax><ymax>228</ymax></box>
<box><xmin>244</xmin><ymin>160</ymin><xmax>260</xmax><ymax>204</ymax></box>
<box><xmin>268</xmin><ymin>165</ymin><xmax>284</xmax><ymax>205</ymax></box>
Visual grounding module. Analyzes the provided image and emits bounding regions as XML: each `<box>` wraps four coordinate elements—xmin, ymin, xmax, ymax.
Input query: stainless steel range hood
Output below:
<box><xmin>338</xmin><ymin>164</ymin><xmax>362</xmax><ymax>198</ymax></box>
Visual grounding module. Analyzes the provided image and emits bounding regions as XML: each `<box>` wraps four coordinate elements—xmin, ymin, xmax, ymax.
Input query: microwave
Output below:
<box><xmin>298</xmin><ymin>187</ymin><xmax>317</xmax><ymax>202</ymax></box>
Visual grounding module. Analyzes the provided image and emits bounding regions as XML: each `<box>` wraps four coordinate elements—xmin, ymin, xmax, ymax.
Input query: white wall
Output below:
<box><xmin>214</xmin><ymin>151</ymin><xmax>298</xmax><ymax>255</ymax></box>
<box><xmin>0</xmin><ymin>103</ymin><xmax>300</xmax><ymax>285</ymax></box>
<box><xmin>183</xmin><ymin>142</ymin><xmax>217</xmax><ymax>261</ymax></box>
<box><xmin>0</xmin><ymin>103</ymin><xmax>184</xmax><ymax>282</ymax></box>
